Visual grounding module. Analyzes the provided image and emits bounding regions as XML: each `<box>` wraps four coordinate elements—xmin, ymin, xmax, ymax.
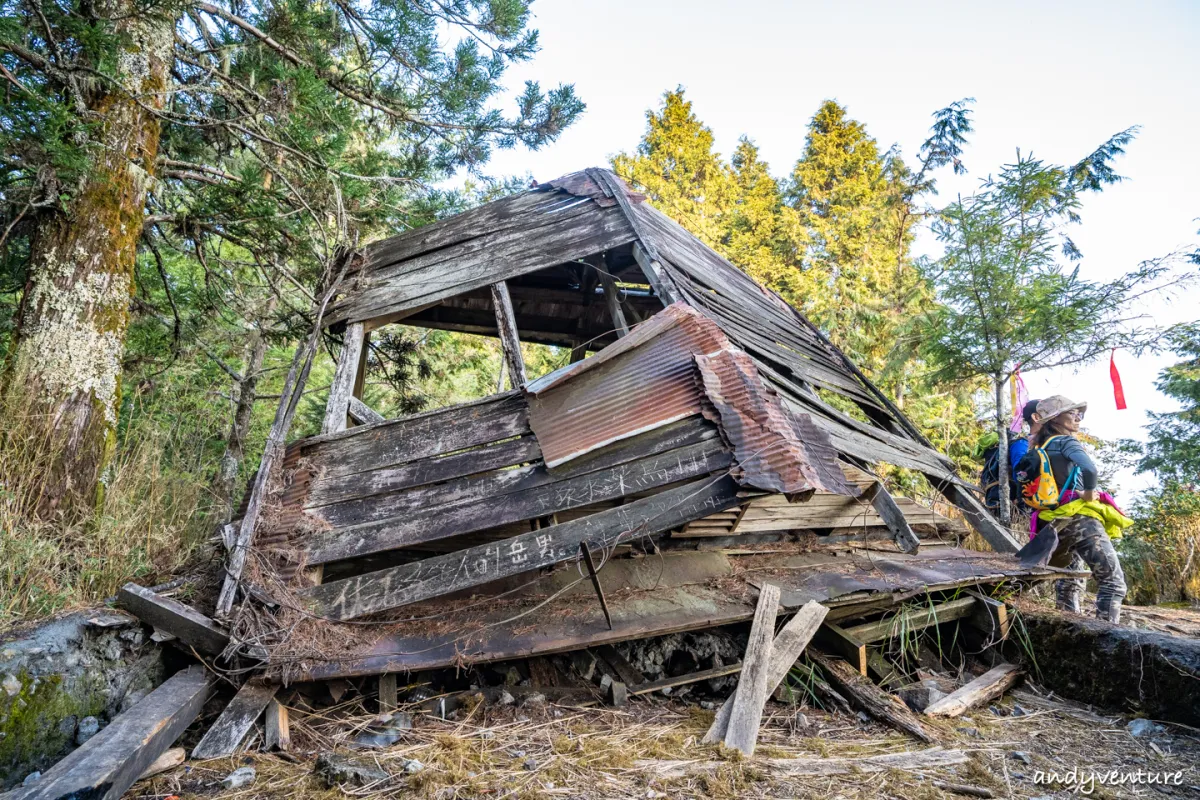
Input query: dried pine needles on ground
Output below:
<box><xmin>127</xmin><ymin>688</ymin><xmax>1200</xmax><ymax>800</ymax></box>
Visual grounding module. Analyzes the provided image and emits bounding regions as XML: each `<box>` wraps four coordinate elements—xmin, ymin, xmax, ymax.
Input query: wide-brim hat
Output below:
<box><xmin>1035</xmin><ymin>395</ymin><xmax>1088</xmax><ymax>424</ymax></box>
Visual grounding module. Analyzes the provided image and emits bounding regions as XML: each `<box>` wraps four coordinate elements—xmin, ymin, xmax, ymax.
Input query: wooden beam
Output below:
<box><xmin>632</xmin><ymin>242</ymin><xmax>679</xmax><ymax>306</ymax></box>
<box><xmin>264</xmin><ymin>699</ymin><xmax>291</xmax><ymax>752</ymax></box>
<box><xmin>116</xmin><ymin>583</ymin><xmax>229</xmax><ymax>657</ymax></box>
<box><xmin>809</xmin><ymin>651</ymin><xmax>935</xmax><ymax>743</ymax></box>
<box><xmin>596</xmin><ymin>645</ymin><xmax>644</xmax><ymax>687</ymax></box>
<box><xmin>322</xmin><ymin>321</ymin><xmax>365</xmax><ymax>435</ymax></box>
<box><xmin>843</xmin><ymin>596</ymin><xmax>977</xmax><ymax>644</ymax></box>
<box><xmin>704</xmin><ymin>600</ymin><xmax>827</xmax><ymax>745</ymax></box>
<box><xmin>22</xmin><ymin>666</ymin><xmax>213</xmax><ymax>800</ymax></box>
<box><xmin>191</xmin><ymin>680</ymin><xmax>279</xmax><ymax>760</ymax></box>
<box><xmin>864</xmin><ymin>482</ymin><xmax>921</xmax><ymax>554</ymax></box>
<box><xmin>937</xmin><ymin>481</ymin><xmax>1021</xmax><ymax>553</ymax></box>
<box><xmin>966</xmin><ymin>591</ymin><xmax>1011</xmax><ymax>643</ymax></box>
<box><xmin>378</xmin><ymin>673</ymin><xmax>398</xmax><ymax>712</ymax></box>
<box><xmin>637</xmin><ymin>746</ymin><xmax>967</xmax><ymax>779</ymax></box>
<box><xmin>491</xmin><ymin>281</ymin><xmax>527</xmax><ymax>387</ymax></box>
<box><xmin>814</xmin><ymin>622</ymin><xmax>868</xmax><ymax>676</ymax></box>
<box><xmin>629</xmin><ymin>662</ymin><xmax>744</xmax><ymax>697</ymax></box>
<box><xmin>580</xmin><ymin>541</ymin><xmax>613</xmax><ymax>630</ymax></box>
<box><xmin>723</xmin><ymin>583</ymin><xmax>781</xmax><ymax>755</ymax></box>
<box><xmin>924</xmin><ymin>663</ymin><xmax>1024</xmax><ymax>718</ymax></box>
<box><xmin>300</xmin><ymin>474</ymin><xmax>743</xmax><ymax>620</ymax></box>
<box><xmin>347</xmin><ymin>395</ymin><xmax>385</xmax><ymax>425</ymax></box>
<box><xmin>597</xmin><ymin>266</ymin><xmax>630</xmax><ymax>337</ymax></box>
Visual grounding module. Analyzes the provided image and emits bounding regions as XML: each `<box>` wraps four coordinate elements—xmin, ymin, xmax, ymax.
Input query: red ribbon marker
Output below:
<box><xmin>1110</xmin><ymin>349</ymin><xmax>1127</xmax><ymax>410</ymax></box>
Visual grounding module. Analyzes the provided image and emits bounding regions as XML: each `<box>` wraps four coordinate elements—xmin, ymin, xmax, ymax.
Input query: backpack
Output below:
<box><xmin>980</xmin><ymin>437</ymin><xmax>1022</xmax><ymax>512</ymax></box>
<box><xmin>1014</xmin><ymin>436</ymin><xmax>1081</xmax><ymax>511</ymax></box>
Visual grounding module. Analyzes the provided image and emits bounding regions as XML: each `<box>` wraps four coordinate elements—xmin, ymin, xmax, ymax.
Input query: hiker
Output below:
<box><xmin>980</xmin><ymin>399</ymin><xmax>1041</xmax><ymax>516</ymax></box>
<box><xmin>1015</xmin><ymin>395</ymin><xmax>1128</xmax><ymax>623</ymax></box>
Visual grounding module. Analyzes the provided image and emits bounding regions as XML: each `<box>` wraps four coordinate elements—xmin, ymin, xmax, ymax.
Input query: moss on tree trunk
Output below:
<box><xmin>7</xmin><ymin>4</ymin><xmax>172</xmax><ymax>514</ymax></box>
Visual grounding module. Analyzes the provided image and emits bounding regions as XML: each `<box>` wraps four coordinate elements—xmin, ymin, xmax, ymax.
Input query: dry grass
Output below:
<box><xmin>129</xmin><ymin>684</ymin><xmax>1200</xmax><ymax>800</ymax></box>
<box><xmin>0</xmin><ymin>402</ymin><xmax>212</xmax><ymax>621</ymax></box>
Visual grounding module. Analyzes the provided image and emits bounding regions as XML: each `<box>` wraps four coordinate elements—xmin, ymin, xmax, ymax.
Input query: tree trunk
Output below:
<box><xmin>6</xmin><ymin>4</ymin><xmax>173</xmax><ymax>514</ymax></box>
<box><xmin>994</xmin><ymin>375</ymin><xmax>1011</xmax><ymax>526</ymax></box>
<box><xmin>215</xmin><ymin>309</ymin><xmax>273</xmax><ymax>522</ymax></box>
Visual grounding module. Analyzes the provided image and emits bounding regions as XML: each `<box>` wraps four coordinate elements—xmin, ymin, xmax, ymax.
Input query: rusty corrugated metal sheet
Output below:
<box><xmin>526</xmin><ymin>303</ymin><xmax>856</xmax><ymax>497</ymax></box>
<box><xmin>695</xmin><ymin>349</ymin><xmax>857</xmax><ymax>497</ymax></box>
<box><xmin>525</xmin><ymin>305</ymin><xmax>725</xmax><ymax>468</ymax></box>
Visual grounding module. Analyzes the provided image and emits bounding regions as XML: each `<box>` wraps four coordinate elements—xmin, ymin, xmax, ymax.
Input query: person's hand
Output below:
<box><xmin>1080</xmin><ymin>489</ymin><xmax>1098</xmax><ymax>503</ymax></box>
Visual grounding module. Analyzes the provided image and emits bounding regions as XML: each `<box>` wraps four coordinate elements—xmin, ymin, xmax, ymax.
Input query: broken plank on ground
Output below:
<box><xmin>722</xmin><ymin>583</ymin><xmax>781</xmax><ymax>755</ymax></box>
<box><xmin>116</xmin><ymin>583</ymin><xmax>230</xmax><ymax>657</ymax></box>
<box><xmin>191</xmin><ymin>680</ymin><xmax>279</xmax><ymax>760</ymax></box>
<box><xmin>809</xmin><ymin>651</ymin><xmax>935</xmax><ymax>743</ymax></box>
<box><xmin>22</xmin><ymin>665</ymin><xmax>214</xmax><ymax>800</ymax></box>
<box><xmin>924</xmin><ymin>663</ymin><xmax>1024</xmax><ymax>718</ymax></box>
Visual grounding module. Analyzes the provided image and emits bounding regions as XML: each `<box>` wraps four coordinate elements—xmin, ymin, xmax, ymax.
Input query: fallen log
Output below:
<box><xmin>21</xmin><ymin>666</ymin><xmax>213</xmax><ymax>800</ymax></box>
<box><xmin>809</xmin><ymin>651</ymin><xmax>935</xmax><ymax>743</ymax></box>
<box><xmin>924</xmin><ymin>663</ymin><xmax>1023</xmax><ymax>717</ymax></box>
<box><xmin>703</xmin><ymin>600</ymin><xmax>827</xmax><ymax>744</ymax></box>
<box><xmin>636</xmin><ymin>746</ymin><xmax>967</xmax><ymax>778</ymax></box>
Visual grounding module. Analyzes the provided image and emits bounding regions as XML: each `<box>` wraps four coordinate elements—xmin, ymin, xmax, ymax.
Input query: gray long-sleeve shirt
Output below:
<box><xmin>1042</xmin><ymin>435</ymin><xmax>1099</xmax><ymax>492</ymax></box>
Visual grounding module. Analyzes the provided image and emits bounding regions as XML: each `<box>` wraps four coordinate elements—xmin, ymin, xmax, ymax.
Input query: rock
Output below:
<box><xmin>1010</xmin><ymin>703</ymin><xmax>1029</xmax><ymax>717</ymax></box>
<box><xmin>794</xmin><ymin>712</ymin><xmax>810</xmax><ymax>729</ymax></box>
<box><xmin>1011</xmin><ymin>751</ymin><xmax>1033</xmax><ymax>764</ymax></box>
<box><xmin>1127</xmin><ymin>718</ymin><xmax>1166</xmax><ymax>737</ymax></box>
<box><xmin>498</xmin><ymin>690</ymin><xmax>515</xmax><ymax>706</ymax></box>
<box><xmin>220</xmin><ymin>767</ymin><xmax>256</xmax><ymax>789</ymax></box>
<box><xmin>523</xmin><ymin>757</ymin><xmax>537</xmax><ymax>771</ymax></box>
<box><xmin>22</xmin><ymin>771</ymin><xmax>41</xmax><ymax>787</ymax></box>
<box><xmin>522</xmin><ymin>692</ymin><xmax>547</xmax><ymax>707</ymax></box>
<box><xmin>352</xmin><ymin>712</ymin><xmax>414</xmax><ymax>749</ymax></box>
<box><xmin>3</xmin><ymin>674</ymin><xmax>22</xmax><ymax>697</ymax></box>
<box><xmin>314</xmin><ymin>753</ymin><xmax>390</xmax><ymax>788</ymax></box>
<box><xmin>75</xmin><ymin>716</ymin><xmax>100</xmax><ymax>745</ymax></box>
<box><xmin>956</xmin><ymin>727</ymin><xmax>981</xmax><ymax>739</ymax></box>
<box><xmin>401</xmin><ymin>757</ymin><xmax>425</xmax><ymax>774</ymax></box>
<box><xmin>856</xmin><ymin>711</ymin><xmax>871</xmax><ymax>724</ymax></box>
<box><xmin>699</xmin><ymin>700</ymin><xmax>717</xmax><ymax>710</ymax></box>
<box><xmin>988</xmin><ymin>705</ymin><xmax>1005</xmax><ymax>716</ymax></box>
<box><xmin>56</xmin><ymin>716</ymin><xmax>77</xmax><ymax>739</ymax></box>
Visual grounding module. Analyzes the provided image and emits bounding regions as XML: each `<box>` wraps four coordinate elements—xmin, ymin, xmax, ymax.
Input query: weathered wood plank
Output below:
<box><xmin>491</xmin><ymin>281</ymin><xmax>528</xmax><ymax>388</ymax></box>
<box><xmin>810</xmin><ymin>651</ymin><xmax>935</xmax><ymax>743</ymax></box>
<box><xmin>302</xmin><ymin>391</ymin><xmax>530</xmax><ymax>480</ymax></box>
<box><xmin>722</xmin><ymin>583</ymin><xmax>780</xmax><ymax>755</ymax></box>
<box><xmin>598</xmin><ymin>268</ymin><xmax>630</xmax><ymax>337</ymax></box>
<box><xmin>264</xmin><ymin>699</ymin><xmax>291</xmax><ymax>751</ymax></box>
<box><xmin>191</xmin><ymin>680</ymin><xmax>279</xmax><ymax>760</ymax></box>
<box><xmin>138</xmin><ymin>747</ymin><xmax>185</xmax><ymax>780</ymax></box>
<box><xmin>116</xmin><ymin>583</ymin><xmax>229</xmax><ymax>657</ymax></box>
<box><xmin>596</xmin><ymin>645</ymin><xmax>644</xmax><ymax>687</ymax></box>
<box><xmin>636</xmin><ymin>746</ymin><xmax>967</xmax><ymax>779</ymax></box>
<box><xmin>312</xmin><ymin>417</ymin><xmax>713</xmax><ymax>527</ymax></box>
<box><xmin>23</xmin><ymin>666</ymin><xmax>213</xmax><ymax>800</ymax></box>
<box><xmin>378</xmin><ymin>673</ymin><xmax>398</xmax><ymax>712</ymax></box>
<box><xmin>631</xmin><ymin>239</ymin><xmax>679</xmax><ymax>305</ymax></box>
<box><xmin>301</xmin><ymin>474</ymin><xmax>744</xmax><ymax>620</ymax></box>
<box><xmin>703</xmin><ymin>600</ymin><xmax>827</xmax><ymax>745</ymax></box>
<box><xmin>966</xmin><ymin>591</ymin><xmax>1010</xmax><ymax>642</ymax></box>
<box><xmin>322</xmin><ymin>322</ymin><xmax>365</xmax><ymax>435</ymax></box>
<box><xmin>843</xmin><ymin>596</ymin><xmax>977</xmax><ymax>644</ymax></box>
<box><xmin>305</xmin><ymin>435</ymin><xmax>730</xmax><ymax>565</ymax></box>
<box><xmin>937</xmin><ymin>482</ymin><xmax>1021</xmax><ymax>554</ymax></box>
<box><xmin>347</xmin><ymin>395</ymin><xmax>385</xmax><ymax>425</ymax></box>
<box><xmin>866</xmin><ymin>482</ymin><xmax>921</xmax><ymax>554</ymax></box>
<box><xmin>306</xmin><ymin>435</ymin><xmax>541</xmax><ymax>508</ymax></box>
<box><xmin>924</xmin><ymin>664</ymin><xmax>1024</xmax><ymax>718</ymax></box>
<box><xmin>629</xmin><ymin>662</ymin><xmax>744</xmax><ymax>697</ymax></box>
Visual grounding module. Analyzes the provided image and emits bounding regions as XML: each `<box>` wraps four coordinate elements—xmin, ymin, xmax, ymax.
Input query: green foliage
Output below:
<box><xmin>1120</xmin><ymin>483</ymin><xmax>1200</xmax><ymax>605</ymax></box>
<box><xmin>1139</xmin><ymin>323</ymin><xmax>1200</xmax><ymax>484</ymax></box>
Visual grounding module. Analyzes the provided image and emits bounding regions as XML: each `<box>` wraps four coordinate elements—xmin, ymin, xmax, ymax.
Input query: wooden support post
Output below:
<box><xmin>569</xmin><ymin>342</ymin><xmax>588</xmax><ymax>363</ymax></box>
<box><xmin>704</xmin><ymin>599</ymin><xmax>826</xmax><ymax>745</ymax></box>
<box><xmin>843</xmin><ymin>597</ymin><xmax>977</xmax><ymax>644</ymax></box>
<box><xmin>597</xmin><ymin>645</ymin><xmax>644</xmax><ymax>687</ymax></box>
<box><xmin>814</xmin><ymin>622</ymin><xmax>868</xmax><ymax>676</ymax></box>
<box><xmin>723</xmin><ymin>583</ymin><xmax>781</xmax><ymax>755</ymax></box>
<box><xmin>322</xmin><ymin>321</ymin><xmax>365</xmax><ymax>435</ymax></box>
<box><xmin>809</xmin><ymin>651</ymin><xmax>935</xmax><ymax>743</ymax></box>
<box><xmin>191</xmin><ymin>681</ymin><xmax>279</xmax><ymax>760</ymax></box>
<box><xmin>264</xmin><ymin>698</ymin><xmax>291</xmax><ymax>751</ymax></box>
<box><xmin>631</xmin><ymin>242</ymin><xmax>679</xmax><ymax>306</ymax></box>
<box><xmin>862</xmin><ymin>481</ymin><xmax>921</xmax><ymax>554</ymax></box>
<box><xmin>966</xmin><ymin>591</ymin><xmax>1011</xmax><ymax>642</ymax></box>
<box><xmin>579</xmin><ymin>541</ymin><xmax>613</xmax><ymax>630</ymax></box>
<box><xmin>490</xmin><ymin>281</ymin><xmax>527</xmax><ymax>388</ymax></box>
<box><xmin>924</xmin><ymin>663</ymin><xmax>1024</xmax><ymax>717</ymax></box>
<box><xmin>23</xmin><ymin>666</ymin><xmax>213</xmax><ymax>800</ymax></box>
<box><xmin>378</xmin><ymin>672</ymin><xmax>398</xmax><ymax>712</ymax></box>
<box><xmin>597</xmin><ymin>264</ymin><xmax>630</xmax><ymax>337</ymax></box>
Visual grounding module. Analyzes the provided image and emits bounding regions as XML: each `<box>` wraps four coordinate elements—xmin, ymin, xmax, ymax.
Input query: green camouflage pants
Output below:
<box><xmin>1048</xmin><ymin>515</ymin><xmax>1126</xmax><ymax>623</ymax></box>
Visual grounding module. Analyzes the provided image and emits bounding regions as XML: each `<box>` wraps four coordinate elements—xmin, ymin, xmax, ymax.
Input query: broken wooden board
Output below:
<box><xmin>843</xmin><ymin>596</ymin><xmax>977</xmax><ymax>644</ymax></box>
<box><xmin>628</xmin><ymin>662</ymin><xmax>744</xmax><ymax>697</ymax></box>
<box><xmin>966</xmin><ymin>591</ymin><xmax>1011</xmax><ymax>642</ymax></box>
<box><xmin>116</xmin><ymin>583</ymin><xmax>230</xmax><ymax>657</ymax></box>
<box><xmin>814</xmin><ymin>622</ymin><xmax>867</xmax><ymax>676</ymax></box>
<box><xmin>810</xmin><ymin>651</ymin><xmax>935</xmax><ymax>743</ymax></box>
<box><xmin>191</xmin><ymin>680</ymin><xmax>279</xmax><ymax>760</ymax></box>
<box><xmin>300</xmin><ymin>474</ymin><xmax>743</xmax><ymax>620</ymax></box>
<box><xmin>264</xmin><ymin>699</ymin><xmax>291</xmax><ymax>752</ymax></box>
<box><xmin>704</xmin><ymin>599</ymin><xmax>827</xmax><ymax>745</ymax></box>
<box><xmin>22</xmin><ymin>665</ymin><xmax>213</xmax><ymax>800</ymax></box>
<box><xmin>925</xmin><ymin>663</ymin><xmax>1024</xmax><ymax>718</ymax></box>
<box><xmin>722</xmin><ymin>583</ymin><xmax>780</xmax><ymax>755</ymax></box>
<box><xmin>637</xmin><ymin>746</ymin><xmax>968</xmax><ymax>779</ymax></box>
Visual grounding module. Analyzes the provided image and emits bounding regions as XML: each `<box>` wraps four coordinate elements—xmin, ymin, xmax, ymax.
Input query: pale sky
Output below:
<box><xmin>479</xmin><ymin>0</ymin><xmax>1200</xmax><ymax>498</ymax></box>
